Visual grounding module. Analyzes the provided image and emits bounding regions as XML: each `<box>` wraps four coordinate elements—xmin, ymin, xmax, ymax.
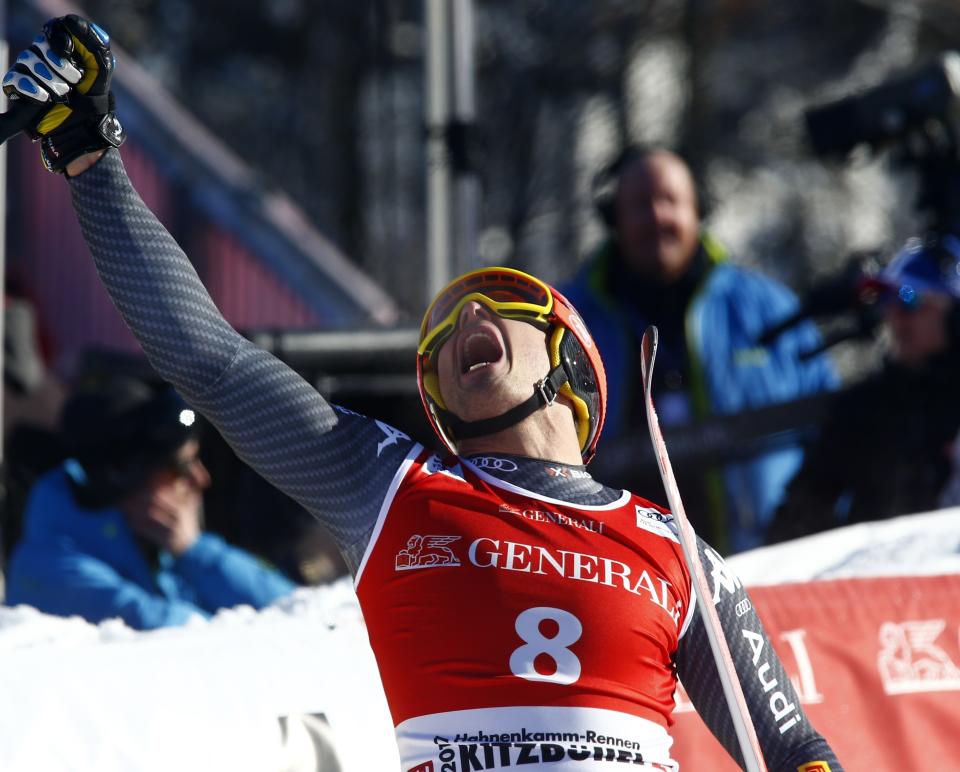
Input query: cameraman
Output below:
<box><xmin>4</xmin><ymin>376</ymin><xmax>296</xmax><ymax>629</ymax></box>
<box><xmin>768</xmin><ymin>235</ymin><xmax>960</xmax><ymax>542</ymax></box>
<box><xmin>562</xmin><ymin>147</ymin><xmax>838</xmax><ymax>553</ymax></box>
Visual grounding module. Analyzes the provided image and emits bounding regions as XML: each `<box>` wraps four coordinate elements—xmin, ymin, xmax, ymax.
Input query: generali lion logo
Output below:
<box><xmin>877</xmin><ymin>619</ymin><xmax>960</xmax><ymax>695</ymax></box>
<box><xmin>395</xmin><ymin>535</ymin><xmax>461</xmax><ymax>570</ymax></box>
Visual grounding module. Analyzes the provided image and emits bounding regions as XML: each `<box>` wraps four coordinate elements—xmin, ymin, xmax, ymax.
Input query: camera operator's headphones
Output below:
<box><xmin>592</xmin><ymin>145</ymin><xmax>710</xmax><ymax>230</ymax></box>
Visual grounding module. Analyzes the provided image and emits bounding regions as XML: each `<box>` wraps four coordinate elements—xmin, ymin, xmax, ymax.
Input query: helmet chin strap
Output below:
<box><xmin>437</xmin><ymin>364</ymin><xmax>569</xmax><ymax>441</ymax></box>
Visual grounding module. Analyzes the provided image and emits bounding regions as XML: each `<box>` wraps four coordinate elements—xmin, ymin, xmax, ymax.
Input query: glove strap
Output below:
<box><xmin>40</xmin><ymin>110</ymin><xmax>125</xmax><ymax>173</ymax></box>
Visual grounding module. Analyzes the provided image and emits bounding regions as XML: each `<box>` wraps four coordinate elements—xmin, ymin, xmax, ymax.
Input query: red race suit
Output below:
<box><xmin>355</xmin><ymin>447</ymin><xmax>696</xmax><ymax>771</ymax></box>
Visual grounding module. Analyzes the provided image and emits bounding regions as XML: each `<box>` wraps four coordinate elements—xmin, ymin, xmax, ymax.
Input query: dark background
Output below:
<box><xmin>61</xmin><ymin>0</ymin><xmax>960</xmax><ymax>312</ymax></box>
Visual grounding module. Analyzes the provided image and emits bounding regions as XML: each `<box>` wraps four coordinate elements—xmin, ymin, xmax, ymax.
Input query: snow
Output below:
<box><xmin>728</xmin><ymin>507</ymin><xmax>960</xmax><ymax>585</ymax></box>
<box><xmin>1</xmin><ymin>508</ymin><xmax>958</xmax><ymax>772</ymax></box>
<box><xmin>0</xmin><ymin>579</ymin><xmax>400</xmax><ymax>772</ymax></box>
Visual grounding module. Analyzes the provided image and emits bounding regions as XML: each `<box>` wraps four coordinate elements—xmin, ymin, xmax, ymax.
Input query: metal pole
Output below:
<box><xmin>0</xmin><ymin>0</ymin><xmax>9</xmax><ymax>471</ymax></box>
<box><xmin>0</xmin><ymin>0</ymin><xmax>8</xmax><ymax>594</ymax></box>
<box><xmin>425</xmin><ymin>0</ymin><xmax>453</xmax><ymax>304</ymax></box>
<box><xmin>450</xmin><ymin>0</ymin><xmax>480</xmax><ymax>274</ymax></box>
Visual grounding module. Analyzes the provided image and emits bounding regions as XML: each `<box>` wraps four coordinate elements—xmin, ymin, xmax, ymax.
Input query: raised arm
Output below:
<box><xmin>4</xmin><ymin>17</ymin><xmax>417</xmax><ymax>570</ymax></box>
<box><xmin>68</xmin><ymin>148</ymin><xmax>417</xmax><ymax>569</ymax></box>
<box><xmin>675</xmin><ymin>536</ymin><xmax>843</xmax><ymax>770</ymax></box>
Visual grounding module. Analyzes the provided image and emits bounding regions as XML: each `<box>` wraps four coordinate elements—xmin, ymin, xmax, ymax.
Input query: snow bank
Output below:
<box><xmin>728</xmin><ymin>507</ymin><xmax>960</xmax><ymax>585</ymax></box>
<box><xmin>0</xmin><ymin>579</ymin><xmax>399</xmax><ymax>772</ymax></box>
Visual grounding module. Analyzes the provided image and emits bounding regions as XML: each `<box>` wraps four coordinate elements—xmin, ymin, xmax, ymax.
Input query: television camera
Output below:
<box><xmin>763</xmin><ymin>51</ymin><xmax>960</xmax><ymax>353</ymax></box>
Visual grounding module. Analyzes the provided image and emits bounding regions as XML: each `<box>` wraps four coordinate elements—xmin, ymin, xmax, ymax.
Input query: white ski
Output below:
<box><xmin>640</xmin><ymin>326</ymin><xmax>767</xmax><ymax>772</ymax></box>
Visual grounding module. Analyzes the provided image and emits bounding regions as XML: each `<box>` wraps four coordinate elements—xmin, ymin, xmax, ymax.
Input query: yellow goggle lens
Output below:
<box><xmin>418</xmin><ymin>268</ymin><xmax>554</xmax><ymax>360</ymax></box>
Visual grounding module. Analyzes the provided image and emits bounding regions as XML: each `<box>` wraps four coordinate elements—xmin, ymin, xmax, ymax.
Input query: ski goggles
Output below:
<box><xmin>418</xmin><ymin>268</ymin><xmax>556</xmax><ymax>360</ymax></box>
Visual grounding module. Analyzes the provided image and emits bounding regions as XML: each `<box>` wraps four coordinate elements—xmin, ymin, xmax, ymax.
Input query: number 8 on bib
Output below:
<box><xmin>509</xmin><ymin>606</ymin><xmax>583</xmax><ymax>685</ymax></box>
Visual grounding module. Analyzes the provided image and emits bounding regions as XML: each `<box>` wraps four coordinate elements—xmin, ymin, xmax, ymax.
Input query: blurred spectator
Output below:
<box><xmin>4</xmin><ymin>375</ymin><xmax>296</xmax><ymax>629</ymax></box>
<box><xmin>1</xmin><ymin>278</ymin><xmax>68</xmax><ymax>596</ymax></box>
<box><xmin>4</xmin><ymin>295</ymin><xmax>64</xmax><ymax>433</ymax></box>
<box><xmin>561</xmin><ymin>146</ymin><xmax>838</xmax><ymax>552</ymax></box>
<box><xmin>768</xmin><ymin>235</ymin><xmax>960</xmax><ymax>542</ymax></box>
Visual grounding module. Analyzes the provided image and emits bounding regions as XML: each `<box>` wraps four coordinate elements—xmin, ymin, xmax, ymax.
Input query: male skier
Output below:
<box><xmin>3</xmin><ymin>16</ymin><xmax>842</xmax><ymax>771</ymax></box>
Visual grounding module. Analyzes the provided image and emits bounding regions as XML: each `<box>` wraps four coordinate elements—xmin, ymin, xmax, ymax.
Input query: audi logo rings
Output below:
<box><xmin>473</xmin><ymin>457</ymin><xmax>519</xmax><ymax>472</ymax></box>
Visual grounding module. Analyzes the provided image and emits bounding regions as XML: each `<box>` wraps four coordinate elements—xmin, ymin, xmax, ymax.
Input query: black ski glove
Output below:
<box><xmin>1</xmin><ymin>14</ymin><xmax>125</xmax><ymax>173</ymax></box>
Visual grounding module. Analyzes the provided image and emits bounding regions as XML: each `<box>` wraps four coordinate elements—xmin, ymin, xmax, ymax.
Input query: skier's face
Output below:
<box><xmin>886</xmin><ymin>291</ymin><xmax>952</xmax><ymax>368</ymax></box>
<box><xmin>434</xmin><ymin>300</ymin><xmax>552</xmax><ymax>424</ymax></box>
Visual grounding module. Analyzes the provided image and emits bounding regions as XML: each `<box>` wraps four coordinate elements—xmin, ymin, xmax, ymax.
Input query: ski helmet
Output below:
<box><xmin>417</xmin><ymin>267</ymin><xmax>607</xmax><ymax>463</ymax></box>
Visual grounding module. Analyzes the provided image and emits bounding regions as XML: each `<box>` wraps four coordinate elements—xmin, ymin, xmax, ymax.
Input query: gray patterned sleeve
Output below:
<box><xmin>675</xmin><ymin>535</ymin><xmax>843</xmax><ymax>770</ymax></box>
<box><xmin>68</xmin><ymin>149</ymin><xmax>416</xmax><ymax>571</ymax></box>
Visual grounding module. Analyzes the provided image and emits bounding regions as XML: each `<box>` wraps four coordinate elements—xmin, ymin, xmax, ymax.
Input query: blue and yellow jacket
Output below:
<box><xmin>5</xmin><ymin>466</ymin><xmax>296</xmax><ymax>629</ymax></box>
<box><xmin>561</xmin><ymin>237</ymin><xmax>839</xmax><ymax>551</ymax></box>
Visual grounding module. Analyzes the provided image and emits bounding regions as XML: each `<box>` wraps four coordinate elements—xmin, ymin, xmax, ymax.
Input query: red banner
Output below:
<box><xmin>670</xmin><ymin>574</ymin><xmax>960</xmax><ymax>770</ymax></box>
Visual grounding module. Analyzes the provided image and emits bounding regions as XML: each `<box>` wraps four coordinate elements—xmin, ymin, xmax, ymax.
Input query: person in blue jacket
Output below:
<box><xmin>4</xmin><ymin>375</ymin><xmax>296</xmax><ymax>629</ymax></box>
<box><xmin>561</xmin><ymin>146</ymin><xmax>838</xmax><ymax>552</ymax></box>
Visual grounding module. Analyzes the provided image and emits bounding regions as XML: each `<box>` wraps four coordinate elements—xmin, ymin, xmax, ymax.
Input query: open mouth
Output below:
<box><xmin>655</xmin><ymin>227</ymin><xmax>678</xmax><ymax>245</ymax></box>
<box><xmin>458</xmin><ymin>326</ymin><xmax>505</xmax><ymax>375</ymax></box>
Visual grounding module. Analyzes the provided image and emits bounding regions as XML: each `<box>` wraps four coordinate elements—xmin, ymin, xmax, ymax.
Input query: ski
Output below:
<box><xmin>640</xmin><ymin>326</ymin><xmax>767</xmax><ymax>772</ymax></box>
